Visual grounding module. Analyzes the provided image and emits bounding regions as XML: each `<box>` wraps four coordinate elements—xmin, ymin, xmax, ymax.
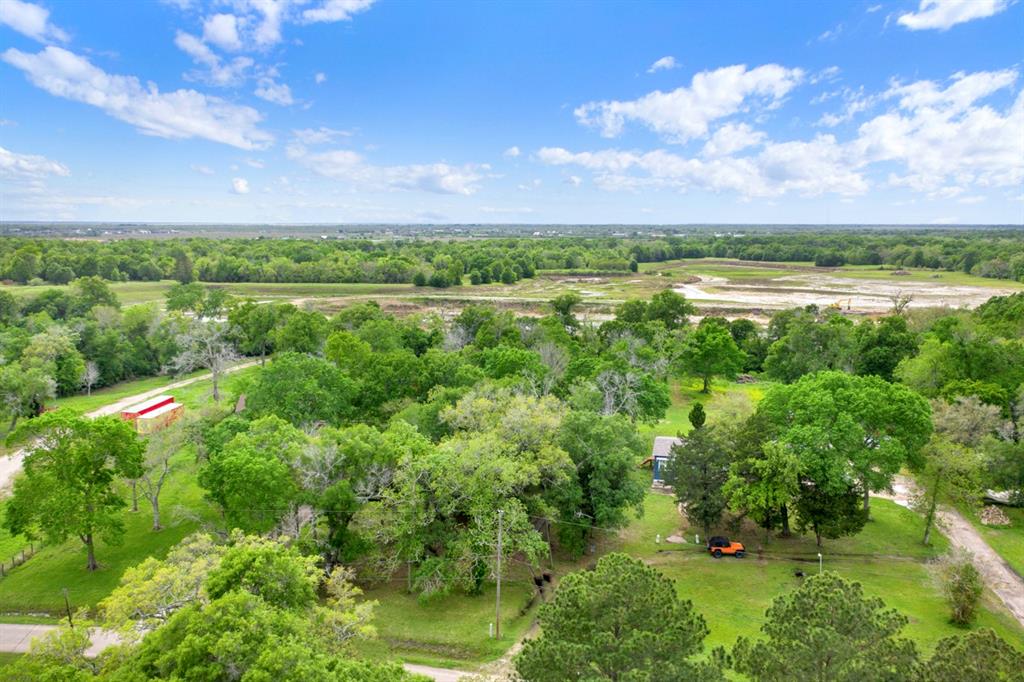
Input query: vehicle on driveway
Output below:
<box><xmin>707</xmin><ymin>536</ymin><xmax>745</xmax><ymax>558</ymax></box>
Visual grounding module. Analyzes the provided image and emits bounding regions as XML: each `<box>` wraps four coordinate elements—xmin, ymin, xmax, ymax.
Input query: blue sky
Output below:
<box><xmin>1</xmin><ymin>0</ymin><xmax>1022</xmax><ymax>224</ymax></box>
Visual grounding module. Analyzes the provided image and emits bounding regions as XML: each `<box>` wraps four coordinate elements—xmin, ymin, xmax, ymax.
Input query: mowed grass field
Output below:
<box><xmin>354</xmin><ymin>579</ymin><xmax>539</xmax><ymax>669</ymax></box>
<box><xmin>967</xmin><ymin>505</ymin><xmax>1024</xmax><ymax>578</ymax></box>
<box><xmin>637</xmin><ymin>378</ymin><xmax>764</xmax><ymax>451</ymax></box>
<box><xmin>585</xmin><ymin>493</ymin><xmax>1024</xmax><ymax>654</ymax></box>
<box><xmin>53</xmin><ymin>368</ymin><xmax>210</xmax><ymax>414</ymax></box>
<box><xmin>0</xmin><ymin>369</ymin><xmax>259</xmax><ymax>614</ymax></box>
<box><xmin>2</xmin><ymin>280</ymin><xmax>417</xmax><ymax>308</ymax></box>
<box><xmin>0</xmin><ymin>447</ymin><xmax>213</xmax><ymax>614</ymax></box>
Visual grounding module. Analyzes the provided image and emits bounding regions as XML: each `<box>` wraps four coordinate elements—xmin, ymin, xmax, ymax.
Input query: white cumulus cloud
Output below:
<box><xmin>853</xmin><ymin>69</ymin><xmax>1024</xmax><ymax>192</ymax></box>
<box><xmin>292</xmin><ymin>127</ymin><xmax>351</xmax><ymax>145</ymax></box>
<box><xmin>646</xmin><ymin>56</ymin><xmax>678</xmax><ymax>74</ymax></box>
<box><xmin>203</xmin><ymin>13</ymin><xmax>242</xmax><ymax>51</ymax></box>
<box><xmin>254</xmin><ymin>77</ymin><xmax>294</xmax><ymax>105</ymax></box>
<box><xmin>541</xmin><ymin>67</ymin><xmax>1023</xmax><ymax>202</ymax></box>
<box><xmin>174</xmin><ymin>31</ymin><xmax>253</xmax><ymax>86</ymax></box>
<box><xmin>163</xmin><ymin>0</ymin><xmax>377</xmax><ymax>50</ymax></box>
<box><xmin>0</xmin><ymin>145</ymin><xmax>69</xmax><ymax>178</ymax></box>
<box><xmin>701</xmin><ymin>123</ymin><xmax>766</xmax><ymax>157</ymax></box>
<box><xmin>0</xmin><ymin>0</ymin><xmax>67</xmax><ymax>43</ymax></box>
<box><xmin>503</xmin><ymin>146</ymin><xmax>521</xmax><ymax>158</ymax></box>
<box><xmin>315</xmin><ymin>71</ymin><xmax>327</xmax><ymax>84</ymax></box>
<box><xmin>287</xmin><ymin>140</ymin><xmax>483</xmax><ymax>195</ymax></box>
<box><xmin>539</xmin><ymin>139</ymin><xmax>867</xmax><ymax>198</ymax></box>
<box><xmin>231</xmin><ymin>177</ymin><xmax>250</xmax><ymax>194</ymax></box>
<box><xmin>897</xmin><ymin>0</ymin><xmax>1009</xmax><ymax>31</ymax></box>
<box><xmin>575</xmin><ymin>63</ymin><xmax>804</xmax><ymax>143</ymax></box>
<box><xmin>302</xmin><ymin>0</ymin><xmax>376</xmax><ymax>23</ymax></box>
<box><xmin>250</xmin><ymin>0</ymin><xmax>286</xmax><ymax>47</ymax></box>
<box><xmin>2</xmin><ymin>46</ymin><xmax>273</xmax><ymax>150</ymax></box>
<box><xmin>190</xmin><ymin>163</ymin><xmax>215</xmax><ymax>175</ymax></box>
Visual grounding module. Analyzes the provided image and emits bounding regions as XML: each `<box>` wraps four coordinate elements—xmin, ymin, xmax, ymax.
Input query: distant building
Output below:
<box><xmin>640</xmin><ymin>436</ymin><xmax>684</xmax><ymax>485</ymax></box>
<box><xmin>121</xmin><ymin>394</ymin><xmax>184</xmax><ymax>434</ymax></box>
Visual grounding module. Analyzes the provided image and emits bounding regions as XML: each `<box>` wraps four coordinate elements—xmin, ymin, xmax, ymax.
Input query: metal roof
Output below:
<box><xmin>651</xmin><ymin>436</ymin><xmax>683</xmax><ymax>458</ymax></box>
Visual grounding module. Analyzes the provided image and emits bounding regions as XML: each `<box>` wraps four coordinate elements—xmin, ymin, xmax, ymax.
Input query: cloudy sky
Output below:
<box><xmin>1</xmin><ymin>0</ymin><xmax>1022</xmax><ymax>224</ymax></box>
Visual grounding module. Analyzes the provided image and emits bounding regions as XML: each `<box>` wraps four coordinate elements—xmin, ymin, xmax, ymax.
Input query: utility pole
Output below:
<box><xmin>495</xmin><ymin>509</ymin><xmax>504</xmax><ymax>639</ymax></box>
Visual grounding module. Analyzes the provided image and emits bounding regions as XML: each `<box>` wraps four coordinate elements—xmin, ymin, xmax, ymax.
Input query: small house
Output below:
<box><xmin>640</xmin><ymin>436</ymin><xmax>683</xmax><ymax>485</ymax></box>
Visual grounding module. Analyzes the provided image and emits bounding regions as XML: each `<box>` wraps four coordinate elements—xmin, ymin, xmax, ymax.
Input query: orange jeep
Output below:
<box><xmin>707</xmin><ymin>536</ymin><xmax>745</xmax><ymax>558</ymax></box>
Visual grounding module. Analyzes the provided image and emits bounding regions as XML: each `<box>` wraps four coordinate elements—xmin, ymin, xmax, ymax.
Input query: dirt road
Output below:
<box><xmin>878</xmin><ymin>476</ymin><xmax>1024</xmax><ymax>627</ymax></box>
<box><xmin>0</xmin><ymin>360</ymin><xmax>259</xmax><ymax>494</ymax></box>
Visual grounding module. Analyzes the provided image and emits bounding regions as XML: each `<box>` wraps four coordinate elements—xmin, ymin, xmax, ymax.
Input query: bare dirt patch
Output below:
<box><xmin>675</xmin><ymin>273</ymin><xmax>1016</xmax><ymax>314</ymax></box>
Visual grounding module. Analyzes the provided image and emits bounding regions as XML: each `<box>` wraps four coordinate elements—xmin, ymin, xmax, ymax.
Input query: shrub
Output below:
<box><xmin>938</xmin><ymin>549</ymin><xmax>983</xmax><ymax>625</ymax></box>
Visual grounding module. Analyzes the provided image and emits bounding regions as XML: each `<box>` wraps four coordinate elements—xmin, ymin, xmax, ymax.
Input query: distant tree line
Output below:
<box><xmin>1</xmin><ymin>228</ymin><xmax>1023</xmax><ymax>288</ymax></box>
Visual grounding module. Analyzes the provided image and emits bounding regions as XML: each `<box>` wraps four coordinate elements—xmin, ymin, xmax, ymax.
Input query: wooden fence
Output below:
<box><xmin>0</xmin><ymin>543</ymin><xmax>36</xmax><ymax>578</ymax></box>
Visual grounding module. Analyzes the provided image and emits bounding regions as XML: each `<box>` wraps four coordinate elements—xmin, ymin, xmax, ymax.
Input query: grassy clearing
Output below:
<box><xmin>2</xmin><ymin>281</ymin><xmax>174</xmax><ymax>306</ymax></box>
<box><xmin>0</xmin><ymin>367</ymin><xmax>256</xmax><ymax>615</ymax></box>
<box><xmin>0</xmin><ymin>449</ymin><xmax>213</xmax><ymax>614</ymax></box>
<box><xmin>603</xmin><ymin>377</ymin><xmax>1023</xmax><ymax>653</ymax></box>
<box><xmin>51</xmin><ymin>363</ymin><xmax>257</xmax><ymax>416</ymax></box>
<box><xmin>0</xmin><ymin>652</ymin><xmax>21</xmax><ymax>668</ymax></box>
<box><xmin>54</xmin><ymin>369</ymin><xmax>209</xmax><ymax>415</ymax></box>
<box><xmin>1</xmin><ymin>280</ymin><xmax>416</xmax><ymax>309</ymax></box>
<box><xmin>637</xmin><ymin>378</ymin><xmax>764</xmax><ymax>452</ymax></box>
<box><xmin>354</xmin><ymin>579</ymin><xmax>538</xmax><ymax>669</ymax></box>
<box><xmin>0</xmin><ymin>614</ymin><xmax>60</xmax><ymax>624</ymax></box>
<box><xmin>586</xmin><ymin>494</ymin><xmax>1023</xmax><ymax>653</ymax></box>
<box><xmin>641</xmin><ymin>260</ymin><xmax>806</xmax><ymax>280</ymax></box>
<box><xmin>967</xmin><ymin>505</ymin><xmax>1024</xmax><ymax>578</ymax></box>
<box><xmin>210</xmin><ymin>282</ymin><xmax>416</xmax><ymax>300</ymax></box>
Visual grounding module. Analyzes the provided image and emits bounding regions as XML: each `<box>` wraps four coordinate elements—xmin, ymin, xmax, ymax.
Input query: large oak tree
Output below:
<box><xmin>5</xmin><ymin>410</ymin><xmax>144</xmax><ymax>570</ymax></box>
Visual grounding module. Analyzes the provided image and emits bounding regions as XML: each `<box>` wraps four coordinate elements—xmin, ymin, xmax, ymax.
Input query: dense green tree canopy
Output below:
<box><xmin>730</xmin><ymin>572</ymin><xmax>918</xmax><ymax>682</ymax></box>
<box><xmin>516</xmin><ymin>553</ymin><xmax>721</xmax><ymax>682</ymax></box>
<box><xmin>5</xmin><ymin>410</ymin><xmax>144</xmax><ymax>570</ymax></box>
<box><xmin>246</xmin><ymin>352</ymin><xmax>357</xmax><ymax>426</ymax></box>
<box><xmin>680</xmin><ymin>318</ymin><xmax>746</xmax><ymax>392</ymax></box>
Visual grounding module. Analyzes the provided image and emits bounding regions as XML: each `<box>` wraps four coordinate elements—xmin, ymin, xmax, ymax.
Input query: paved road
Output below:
<box><xmin>0</xmin><ymin>623</ymin><xmax>471</xmax><ymax>680</ymax></box>
<box><xmin>0</xmin><ymin>361</ymin><xmax>259</xmax><ymax>494</ymax></box>
<box><xmin>878</xmin><ymin>476</ymin><xmax>1024</xmax><ymax>628</ymax></box>
<box><xmin>404</xmin><ymin>663</ymin><xmax>473</xmax><ymax>681</ymax></box>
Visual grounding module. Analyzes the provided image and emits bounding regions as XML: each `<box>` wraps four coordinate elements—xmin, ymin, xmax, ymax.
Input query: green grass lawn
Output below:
<box><xmin>0</xmin><ymin>652</ymin><xmax>22</xmax><ymax>668</ymax></box>
<box><xmin>637</xmin><ymin>378</ymin><xmax>765</xmax><ymax>452</ymax></box>
<box><xmin>211</xmin><ymin>282</ymin><xmax>416</xmax><ymax>300</ymax></box>
<box><xmin>3</xmin><ymin>281</ymin><xmax>175</xmax><ymax>306</ymax></box>
<box><xmin>640</xmin><ymin>260</ymin><xmax>807</xmax><ymax>281</ymax></box>
<box><xmin>584</xmin><ymin>493</ymin><xmax>1024</xmax><ymax>654</ymax></box>
<box><xmin>0</xmin><ymin>449</ymin><xmax>213</xmax><ymax>614</ymax></box>
<box><xmin>51</xmin><ymin>363</ymin><xmax>258</xmax><ymax>416</ymax></box>
<box><xmin>54</xmin><ymin>369</ymin><xmax>209</xmax><ymax>414</ymax></box>
<box><xmin>1</xmin><ymin>280</ymin><xmax>416</xmax><ymax>309</ymax></box>
<box><xmin>354</xmin><ymin>579</ymin><xmax>538</xmax><ymax>669</ymax></box>
<box><xmin>967</xmin><ymin>505</ymin><xmax>1024</xmax><ymax>578</ymax></box>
